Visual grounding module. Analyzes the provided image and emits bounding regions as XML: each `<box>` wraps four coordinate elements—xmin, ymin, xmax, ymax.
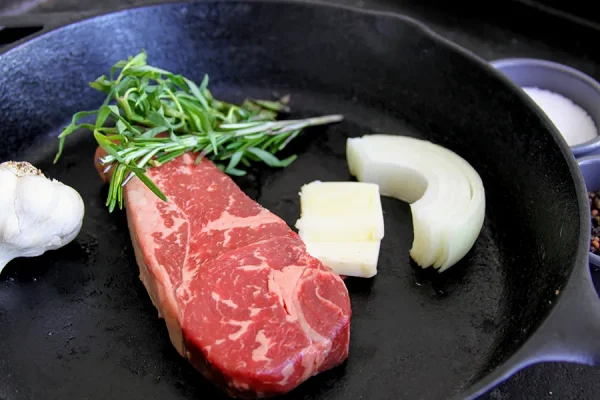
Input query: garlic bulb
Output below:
<box><xmin>347</xmin><ymin>135</ymin><xmax>485</xmax><ymax>272</ymax></box>
<box><xmin>0</xmin><ymin>161</ymin><xmax>85</xmax><ymax>274</ymax></box>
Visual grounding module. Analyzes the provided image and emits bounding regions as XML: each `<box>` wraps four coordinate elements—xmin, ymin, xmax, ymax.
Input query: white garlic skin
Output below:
<box><xmin>0</xmin><ymin>161</ymin><xmax>85</xmax><ymax>273</ymax></box>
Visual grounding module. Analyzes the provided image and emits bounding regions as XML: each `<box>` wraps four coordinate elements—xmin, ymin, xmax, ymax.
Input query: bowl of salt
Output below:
<box><xmin>490</xmin><ymin>58</ymin><xmax>600</xmax><ymax>158</ymax></box>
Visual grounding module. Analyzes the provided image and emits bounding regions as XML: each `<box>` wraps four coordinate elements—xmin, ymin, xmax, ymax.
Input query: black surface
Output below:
<box><xmin>0</xmin><ymin>0</ymin><xmax>593</xmax><ymax>398</ymax></box>
<box><xmin>513</xmin><ymin>0</ymin><xmax>600</xmax><ymax>25</ymax></box>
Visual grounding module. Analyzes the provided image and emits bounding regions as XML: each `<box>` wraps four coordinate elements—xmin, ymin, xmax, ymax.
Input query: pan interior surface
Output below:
<box><xmin>0</xmin><ymin>2</ymin><xmax>582</xmax><ymax>399</ymax></box>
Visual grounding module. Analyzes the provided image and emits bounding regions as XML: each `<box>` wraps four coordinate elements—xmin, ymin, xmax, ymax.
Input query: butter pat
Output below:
<box><xmin>304</xmin><ymin>241</ymin><xmax>381</xmax><ymax>278</ymax></box>
<box><xmin>296</xmin><ymin>181</ymin><xmax>384</xmax><ymax>242</ymax></box>
<box><xmin>295</xmin><ymin>181</ymin><xmax>384</xmax><ymax>278</ymax></box>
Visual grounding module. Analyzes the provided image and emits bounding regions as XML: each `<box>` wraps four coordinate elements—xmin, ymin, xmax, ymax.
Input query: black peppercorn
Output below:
<box><xmin>590</xmin><ymin>190</ymin><xmax>600</xmax><ymax>254</ymax></box>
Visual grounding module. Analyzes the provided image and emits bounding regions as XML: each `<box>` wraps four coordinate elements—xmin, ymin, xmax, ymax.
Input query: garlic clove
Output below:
<box><xmin>0</xmin><ymin>161</ymin><xmax>85</xmax><ymax>274</ymax></box>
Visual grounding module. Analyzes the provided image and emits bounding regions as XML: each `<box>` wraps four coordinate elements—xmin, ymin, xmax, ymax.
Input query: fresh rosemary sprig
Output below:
<box><xmin>53</xmin><ymin>51</ymin><xmax>343</xmax><ymax>212</ymax></box>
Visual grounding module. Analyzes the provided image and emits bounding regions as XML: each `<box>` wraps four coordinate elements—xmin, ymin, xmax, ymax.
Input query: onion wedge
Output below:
<box><xmin>347</xmin><ymin>134</ymin><xmax>486</xmax><ymax>272</ymax></box>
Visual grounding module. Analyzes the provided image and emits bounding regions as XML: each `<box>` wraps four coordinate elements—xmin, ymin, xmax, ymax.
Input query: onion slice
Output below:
<box><xmin>346</xmin><ymin>134</ymin><xmax>486</xmax><ymax>272</ymax></box>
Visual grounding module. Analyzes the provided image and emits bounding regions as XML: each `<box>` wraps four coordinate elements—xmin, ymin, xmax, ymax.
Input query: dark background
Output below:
<box><xmin>0</xmin><ymin>0</ymin><xmax>597</xmax><ymax>20</ymax></box>
<box><xmin>1</xmin><ymin>0</ymin><xmax>600</xmax><ymax>399</ymax></box>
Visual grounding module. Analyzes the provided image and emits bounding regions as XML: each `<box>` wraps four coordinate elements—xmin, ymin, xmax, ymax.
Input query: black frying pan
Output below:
<box><xmin>0</xmin><ymin>1</ymin><xmax>597</xmax><ymax>399</ymax></box>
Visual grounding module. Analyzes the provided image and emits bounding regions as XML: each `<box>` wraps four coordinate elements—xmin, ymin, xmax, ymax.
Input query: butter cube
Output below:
<box><xmin>296</xmin><ymin>181</ymin><xmax>384</xmax><ymax>242</ymax></box>
<box><xmin>295</xmin><ymin>181</ymin><xmax>384</xmax><ymax>278</ymax></box>
<box><xmin>304</xmin><ymin>241</ymin><xmax>381</xmax><ymax>278</ymax></box>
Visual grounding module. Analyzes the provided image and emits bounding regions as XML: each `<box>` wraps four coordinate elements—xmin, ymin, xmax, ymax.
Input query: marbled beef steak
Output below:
<box><xmin>97</xmin><ymin>150</ymin><xmax>352</xmax><ymax>398</ymax></box>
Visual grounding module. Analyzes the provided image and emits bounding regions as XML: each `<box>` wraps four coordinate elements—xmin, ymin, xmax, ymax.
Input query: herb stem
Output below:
<box><xmin>54</xmin><ymin>51</ymin><xmax>343</xmax><ymax>211</ymax></box>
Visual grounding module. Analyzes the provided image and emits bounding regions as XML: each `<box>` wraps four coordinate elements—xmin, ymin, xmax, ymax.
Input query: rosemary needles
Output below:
<box><xmin>54</xmin><ymin>51</ymin><xmax>343</xmax><ymax>212</ymax></box>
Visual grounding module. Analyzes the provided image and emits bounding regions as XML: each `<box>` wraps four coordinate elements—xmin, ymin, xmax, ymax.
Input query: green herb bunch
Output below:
<box><xmin>54</xmin><ymin>51</ymin><xmax>343</xmax><ymax>212</ymax></box>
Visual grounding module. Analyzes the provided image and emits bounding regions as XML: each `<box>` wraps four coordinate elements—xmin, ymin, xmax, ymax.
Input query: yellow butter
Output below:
<box><xmin>295</xmin><ymin>181</ymin><xmax>384</xmax><ymax>278</ymax></box>
<box><xmin>304</xmin><ymin>241</ymin><xmax>381</xmax><ymax>278</ymax></box>
<box><xmin>296</xmin><ymin>181</ymin><xmax>384</xmax><ymax>242</ymax></box>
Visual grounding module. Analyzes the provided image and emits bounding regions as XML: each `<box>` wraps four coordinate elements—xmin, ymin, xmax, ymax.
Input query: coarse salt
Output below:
<box><xmin>522</xmin><ymin>87</ymin><xmax>598</xmax><ymax>146</ymax></box>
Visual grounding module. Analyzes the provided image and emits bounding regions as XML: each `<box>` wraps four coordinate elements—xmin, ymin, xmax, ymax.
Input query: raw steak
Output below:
<box><xmin>95</xmin><ymin>150</ymin><xmax>352</xmax><ymax>398</ymax></box>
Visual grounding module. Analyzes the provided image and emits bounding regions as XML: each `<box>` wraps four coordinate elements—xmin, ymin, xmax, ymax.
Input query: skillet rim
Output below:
<box><xmin>0</xmin><ymin>1</ymin><xmax>591</xmax><ymax>398</ymax></box>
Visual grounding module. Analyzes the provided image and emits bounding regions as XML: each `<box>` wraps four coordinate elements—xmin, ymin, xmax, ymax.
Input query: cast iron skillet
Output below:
<box><xmin>0</xmin><ymin>1</ymin><xmax>598</xmax><ymax>399</ymax></box>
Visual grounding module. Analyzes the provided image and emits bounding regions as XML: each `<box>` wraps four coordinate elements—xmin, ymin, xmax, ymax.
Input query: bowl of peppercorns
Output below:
<box><xmin>578</xmin><ymin>156</ymin><xmax>600</xmax><ymax>268</ymax></box>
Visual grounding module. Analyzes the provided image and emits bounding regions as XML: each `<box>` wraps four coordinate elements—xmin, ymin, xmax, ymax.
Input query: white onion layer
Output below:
<box><xmin>346</xmin><ymin>134</ymin><xmax>486</xmax><ymax>272</ymax></box>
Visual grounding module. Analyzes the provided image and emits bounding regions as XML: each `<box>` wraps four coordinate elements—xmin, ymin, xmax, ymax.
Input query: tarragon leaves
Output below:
<box><xmin>54</xmin><ymin>50</ymin><xmax>343</xmax><ymax>212</ymax></box>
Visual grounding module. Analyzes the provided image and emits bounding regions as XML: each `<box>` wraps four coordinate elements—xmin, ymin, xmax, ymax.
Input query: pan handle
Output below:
<box><xmin>522</xmin><ymin>263</ymin><xmax>600</xmax><ymax>365</ymax></box>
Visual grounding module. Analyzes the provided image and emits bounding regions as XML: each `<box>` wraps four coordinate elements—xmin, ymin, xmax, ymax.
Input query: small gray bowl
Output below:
<box><xmin>490</xmin><ymin>58</ymin><xmax>600</xmax><ymax>158</ymax></box>
<box><xmin>577</xmin><ymin>155</ymin><xmax>600</xmax><ymax>268</ymax></box>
